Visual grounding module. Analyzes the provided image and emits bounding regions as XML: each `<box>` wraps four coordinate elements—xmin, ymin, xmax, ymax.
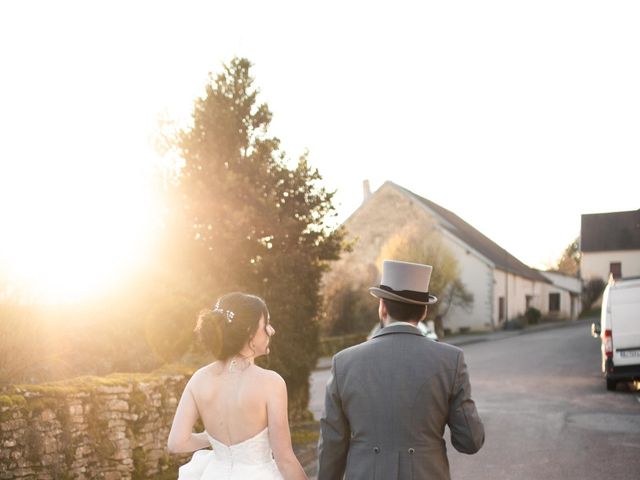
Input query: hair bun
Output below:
<box><xmin>194</xmin><ymin>292</ymin><xmax>269</xmax><ymax>361</ymax></box>
<box><xmin>195</xmin><ymin>309</ymin><xmax>224</xmax><ymax>357</ymax></box>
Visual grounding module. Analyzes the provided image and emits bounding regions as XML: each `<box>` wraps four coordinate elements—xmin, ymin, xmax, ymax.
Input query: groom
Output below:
<box><xmin>317</xmin><ymin>260</ymin><xmax>485</xmax><ymax>479</ymax></box>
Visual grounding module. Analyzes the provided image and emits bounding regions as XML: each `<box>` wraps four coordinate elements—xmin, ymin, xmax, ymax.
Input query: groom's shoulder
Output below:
<box><xmin>332</xmin><ymin>338</ymin><xmax>373</xmax><ymax>365</ymax></box>
<box><xmin>333</xmin><ymin>335</ymin><xmax>463</xmax><ymax>366</ymax></box>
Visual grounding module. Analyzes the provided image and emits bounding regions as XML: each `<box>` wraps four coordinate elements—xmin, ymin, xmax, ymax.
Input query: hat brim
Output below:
<box><xmin>369</xmin><ymin>287</ymin><xmax>438</xmax><ymax>305</ymax></box>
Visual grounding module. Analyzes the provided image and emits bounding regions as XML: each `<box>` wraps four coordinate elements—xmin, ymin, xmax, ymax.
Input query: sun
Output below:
<box><xmin>0</xmin><ymin>155</ymin><xmax>161</xmax><ymax>304</ymax></box>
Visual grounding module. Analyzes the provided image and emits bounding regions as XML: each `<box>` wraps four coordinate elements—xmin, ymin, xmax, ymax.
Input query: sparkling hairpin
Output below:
<box><xmin>213</xmin><ymin>303</ymin><xmax>235</xmax><ymax>323</ymax></box>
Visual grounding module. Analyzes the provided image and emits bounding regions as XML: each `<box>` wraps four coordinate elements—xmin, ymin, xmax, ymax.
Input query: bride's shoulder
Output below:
<box><xmin>252</xmin><ymin>368</ymin><xmax>288</xmax><ymax>402</ymax></box>
<box><xmin>251</xmin><ymin>366</ymin><xmax>286</xmax><ymax>387</ymax></box>
<box><xmin>188</xmin><ymin>362</ymin><xmax>222</xmax><ymax>384</ymax></box>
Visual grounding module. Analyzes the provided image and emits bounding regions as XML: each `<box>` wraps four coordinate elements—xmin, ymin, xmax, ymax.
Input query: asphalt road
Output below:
<box><xmin>308</xmin><ymin>322</ymin><xmax>640</xmax><ymax>479</ymax></box>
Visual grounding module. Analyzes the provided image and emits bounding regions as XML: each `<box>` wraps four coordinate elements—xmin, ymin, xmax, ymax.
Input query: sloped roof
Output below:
<box><xmin>390</xmin><ymin>182</ymin><xmax>550</xmax><ymax>283</ymax></box>
<box><xmin>538</xmin><ymin>270</ymin><xmax>582</xmax><ymax>294</ymax></box>
<box><xmin>581</xmin><ymin>209</ymin><xmax>640</xmax><ymax>252</ymax></box>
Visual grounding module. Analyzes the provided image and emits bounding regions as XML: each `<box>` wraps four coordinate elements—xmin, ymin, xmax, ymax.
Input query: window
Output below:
<box><xmin>525</xmin><ymin>295</ymin><xmax>533</xmax><ymax>309</ymax></box>
<box><xmin>549</xmin><ymin>293</ymin><xmax>560</xmax><ymax>312</ymax></box>
<box><xmin>498</xmin><ymin>297</ymin><xmax>505</xmax><ymax>321</ymax></box>
<box><xmin>610</xmin><ymin>262</ymin><xmax>622</xmax><ymax>279</ymax></box>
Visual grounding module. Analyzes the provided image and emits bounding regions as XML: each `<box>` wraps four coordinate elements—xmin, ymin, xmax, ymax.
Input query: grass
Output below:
<box><xmin>291</xmin><ymin>420</ymin><xmax>320</xmax><ymax>446</ymax></box>
<box><xmin>0</xmin><ymin>394</ymin><xmax>27</xmax><ymax>408</ymax></box>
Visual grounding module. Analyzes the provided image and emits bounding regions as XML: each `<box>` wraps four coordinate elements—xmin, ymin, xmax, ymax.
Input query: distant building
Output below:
<box><xmin>581</xmin><ymin>209</ymin><xmax>640</xmax><ymax>281</ymax></box>
<box><xmin>324</xmin><ymin>181</ymin><xmax>579</xmax><ymax>334</ymax></box>
<box><xmin>538</xmin><ymin>271</ymin><xmax>582</xmax><ymax>321</ymax></box>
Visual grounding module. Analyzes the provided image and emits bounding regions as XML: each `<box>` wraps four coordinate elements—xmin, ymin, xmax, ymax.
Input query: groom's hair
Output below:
<box><xmin>383</xmin><ymin>299</ymin><xmax>426</xmax><ymax>322</ymax></box>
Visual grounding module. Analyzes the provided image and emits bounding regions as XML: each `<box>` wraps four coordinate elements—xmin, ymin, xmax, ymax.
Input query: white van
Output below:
<box><xmin>592</xmin><ymin>276</ymin><xmax>640</xmax><ymax>390</ymax></box>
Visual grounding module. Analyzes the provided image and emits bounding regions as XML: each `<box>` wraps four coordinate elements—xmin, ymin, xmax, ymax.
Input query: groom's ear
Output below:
<box><xmin>379</xmin><ymin>299</ymin><xmax>388</xmax><ymax>319</ymax></box>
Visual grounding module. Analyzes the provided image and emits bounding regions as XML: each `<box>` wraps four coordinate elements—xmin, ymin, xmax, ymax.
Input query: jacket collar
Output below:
<box><xmin>371</xmin><ymin>323</ymin><xmax>424</xmax><ymax>339</ymax></box>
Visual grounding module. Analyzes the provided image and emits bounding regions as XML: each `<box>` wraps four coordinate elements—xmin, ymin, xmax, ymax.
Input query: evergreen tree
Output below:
<box><xmin>176</xmin><ymin>58</ymin><xmax>344</xmax><ymax>416</ymax></box>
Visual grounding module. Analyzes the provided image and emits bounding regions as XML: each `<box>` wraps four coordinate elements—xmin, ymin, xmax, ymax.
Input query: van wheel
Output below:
<box><xmin>606</xmin><ymin>378</ymin><xmax>617</xmax><ymax>391</ymax></box>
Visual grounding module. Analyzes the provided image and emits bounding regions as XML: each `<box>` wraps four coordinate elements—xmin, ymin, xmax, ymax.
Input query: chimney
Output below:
<box><xmin>362</xmin><ymin>180</ymin><xmax>372</xmax><ymax>203</ymax></box>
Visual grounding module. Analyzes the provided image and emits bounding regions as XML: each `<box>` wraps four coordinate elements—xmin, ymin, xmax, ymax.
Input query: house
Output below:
<box><xmin>538</xmin><ymin>271</ymin><xmax>582</xmax><ymax>320</ymax></box>
<box><xmin>580</xmin><ymin>209</ymin><xmax>640</xmax><ymax>281</ymax></box>
<box><xmin>324</xmin><ymin>181</ymin><xmax>579</xmax><ymax>334</ymax></box>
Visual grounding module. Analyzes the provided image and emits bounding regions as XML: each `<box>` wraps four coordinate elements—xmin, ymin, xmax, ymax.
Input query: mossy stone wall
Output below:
<box><xmin>0</xmin><ymin>372</ymin><xmax>190</xmax><ymax>479</ymax></box>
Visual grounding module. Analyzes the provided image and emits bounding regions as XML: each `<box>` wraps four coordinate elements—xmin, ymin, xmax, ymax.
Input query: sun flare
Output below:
<box><xmin>0</xmin><ymin>156</ymin><xmax>161</xmax><ymax>304</ymax></box>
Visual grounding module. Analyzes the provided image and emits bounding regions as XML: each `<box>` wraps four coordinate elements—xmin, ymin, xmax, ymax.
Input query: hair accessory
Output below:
<box><xmin>213</xmin><ymin>303</ymin><xmax>235</xmax><ymax>323</ymax></box>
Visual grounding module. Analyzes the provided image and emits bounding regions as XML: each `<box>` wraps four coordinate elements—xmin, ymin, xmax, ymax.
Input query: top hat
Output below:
<box><xmin>369</xmin><ymin>260</ymin><xmax>438</xmax><ymax>305</ymax></box>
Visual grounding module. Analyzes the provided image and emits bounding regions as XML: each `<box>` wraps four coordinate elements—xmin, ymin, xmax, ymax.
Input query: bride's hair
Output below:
<box><xmin>195</xmin><ymin>292</ymin><xmax>269</xmax><ymax>360</ymax></box>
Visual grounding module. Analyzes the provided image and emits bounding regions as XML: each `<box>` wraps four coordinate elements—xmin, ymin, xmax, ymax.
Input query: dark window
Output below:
<box><xmin>525</xmin><ymin>295</ymin><xmax>533</xmax><ymax>309</ymax></box>
<box><xmin>610</xmin><ymin>262</ymin><xmax>622</xmax><ymax>279</ymax></box>
<box><xmin>498</xmin><ymin>297</ymin><xmax>505</xmax><ymax>321</ymax></box>
<box><xmin>549</xmin><ymin>293</ymin><xmax>560</xmax><ymax>312</ymax></box>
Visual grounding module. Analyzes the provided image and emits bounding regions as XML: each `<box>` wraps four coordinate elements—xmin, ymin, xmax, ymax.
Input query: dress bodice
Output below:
<box><xmin>178</xmin><ymin>427</ymin><xmax>284</xmax><ymax>479</ymax></box>
<box><xmin>206</xmin><ymin>428</ymin><xmax>274</xmax><ymax>465</ymax></box>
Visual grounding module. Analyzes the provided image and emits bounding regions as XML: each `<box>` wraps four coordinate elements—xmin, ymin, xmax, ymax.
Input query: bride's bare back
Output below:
<box><xmin>190</xmin><ymin>361</ymin><xmax>273</xmax><ymax>445</ymax></box>
<box><xmin>167</xmin><ymin>292</ymin><xmax>307</xmax><ymax>479</ymax></box>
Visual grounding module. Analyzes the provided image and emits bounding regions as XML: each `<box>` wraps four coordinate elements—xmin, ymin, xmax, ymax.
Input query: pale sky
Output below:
<box><xmin>1</xmin><ymin>1</ymin><xmax>639</xmax><ymax>299</ymax></box>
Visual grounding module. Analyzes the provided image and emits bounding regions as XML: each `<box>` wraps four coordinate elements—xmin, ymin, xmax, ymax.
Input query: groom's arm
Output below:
<box><xmin>447</xmin><ymin>349</ymin><xmax>485</xmax><ymax>454</ymax></box>
<box><xmin>317</xmin><ymin>355</ymin><xmax>350</xmax><ymax>480</ymax></box>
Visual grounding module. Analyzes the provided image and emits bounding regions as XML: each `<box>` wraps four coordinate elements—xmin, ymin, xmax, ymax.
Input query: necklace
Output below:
<box><xmin>228</xmin><ymin>355</ymin><xmax>252</xmax><ymax>373</ymax></box>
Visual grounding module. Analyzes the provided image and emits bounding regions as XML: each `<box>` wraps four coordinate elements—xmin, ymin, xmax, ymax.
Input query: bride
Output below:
<box><xmin>167</xmin><ymin>292</ymin><xmax>308</xmax><ymax>480</ymax></box>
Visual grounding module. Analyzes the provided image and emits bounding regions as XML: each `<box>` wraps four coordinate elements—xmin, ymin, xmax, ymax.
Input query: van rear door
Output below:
<box><xmin>611</xmin><ymin>280</ymin><xmax>640</xmax><ymax>367</ymax></box>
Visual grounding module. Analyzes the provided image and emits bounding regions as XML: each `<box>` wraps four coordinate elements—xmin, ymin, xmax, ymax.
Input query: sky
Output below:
<box><xmin>1</xmin><ymin>1</ymin><xmax>639</xmax><ymax>300</ymax></box>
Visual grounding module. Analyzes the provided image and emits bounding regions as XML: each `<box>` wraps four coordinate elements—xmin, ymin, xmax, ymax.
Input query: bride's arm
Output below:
<box><xmin>266</xmin><ymin>372</ymin><xmax>308</xmax><ymax>480</ymax></box>
<box><xmin>167</xmin><ymin>378</ymin><xmax>210</xmax><ymax>453</ymax></box>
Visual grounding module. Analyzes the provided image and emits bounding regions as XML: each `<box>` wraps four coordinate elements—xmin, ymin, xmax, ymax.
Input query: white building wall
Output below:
<box><xmin>440</xmin><ymin>232</ymin><xmax>494</xmax><ymax>332</ymax></box>
<box><xmin>581</xmin><ymin>250</ymin><xmax>640</xmax><ymax>281</ymax></box>
<box><xmin>539</xmin><ymin>271</ymin><xmax>582</xmax><ymax>319</ymax></box>
<box><xmin>538</xmin><ymin>283</ymin><xmax>579</xmax><ymax>319</ymax></box>
<box><xmin>493</xmin><ymin>270</ymin><xmax>545</xmax><ymax>324</ymax></box>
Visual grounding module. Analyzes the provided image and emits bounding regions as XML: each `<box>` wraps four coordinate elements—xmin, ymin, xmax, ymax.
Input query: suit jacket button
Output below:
<box><xmin>373</xmin><ymin>447</ymin><xmax>380</xmax><ymax>454</ymax></box>
<box><xmin>408</xmin><ymin>448</ymin><xmax>415</xmax><ymax>454</ymax></box>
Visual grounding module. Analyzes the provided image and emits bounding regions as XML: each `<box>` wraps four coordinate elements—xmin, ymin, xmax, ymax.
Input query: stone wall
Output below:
<box><xmin>0</xmin><ymin>372</ymin><xmax>191</xmax><ymax>479</ymax></box>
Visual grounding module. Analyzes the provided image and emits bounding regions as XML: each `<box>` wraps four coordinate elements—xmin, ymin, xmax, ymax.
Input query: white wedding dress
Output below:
<box><xmin>178</xmin><ymin>427</ymin><xmax>284</xmax><ymax>479</ymax></box>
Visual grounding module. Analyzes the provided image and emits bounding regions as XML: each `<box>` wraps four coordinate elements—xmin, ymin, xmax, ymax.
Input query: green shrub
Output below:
<box><xmin>524</xmin><ymin>307</ymin><xmax>542</xmax><ymax>325</ymax></box>
<box><xmin>579</xmin><ymin>306</ymin><xmax>601</xmax><ymax>319</ymax></box>
<box><xmin>320</xmin><ymin>275</ymin><xmax>379</xmax><ymax>336</ymax></box>
<box><xmin>319</xmin><ymin>334</ymin><xmax>368</xmax><ymax>357</ymax></box>
<box><xmin>583</xmin><ymin>278</ymin><xmax>606</xmax><ymax>310</ymax></box>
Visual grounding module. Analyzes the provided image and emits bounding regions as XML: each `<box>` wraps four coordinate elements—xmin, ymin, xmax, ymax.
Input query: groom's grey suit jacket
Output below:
<box><xmin>317</xmin><ymin>324</ymin><xmax>484</xmax><ymax>480</ymax></box>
